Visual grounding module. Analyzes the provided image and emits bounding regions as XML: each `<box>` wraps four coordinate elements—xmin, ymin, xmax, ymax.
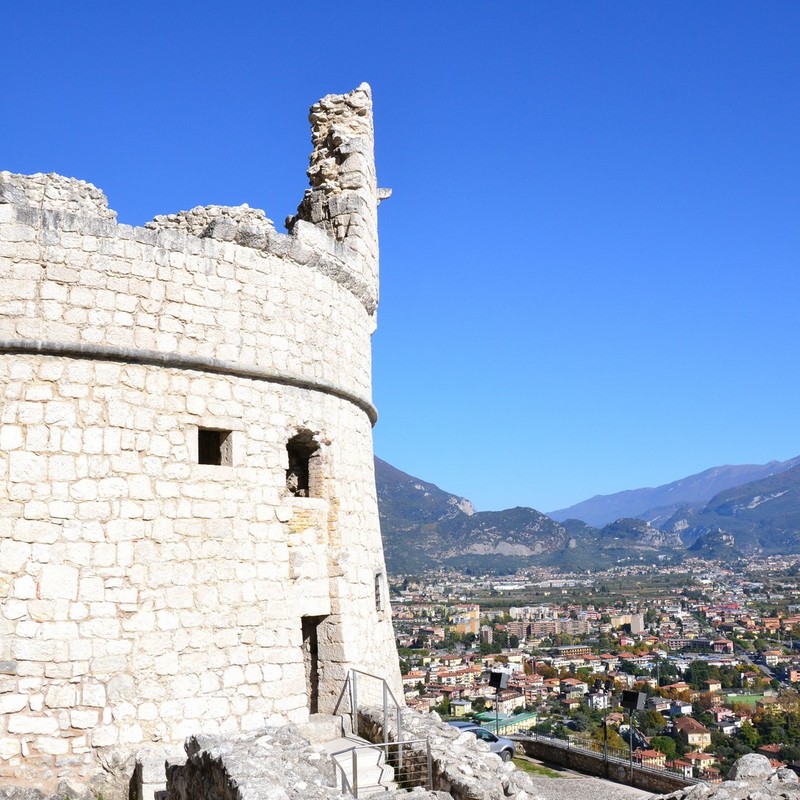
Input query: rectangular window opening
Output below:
<box><xmin>286</xmin><ymin>432</ymin><xmax>320</xmax><ymax>497</ymax></box>
<box><xmin>198</xmin><ymin>428</ymin><xmax>233</xmax><ymax>466</ymax></box>
<box><xmin>374</xmin><ymin>572</ymin><xmax>383</xmax><ymax>612</ymax></box>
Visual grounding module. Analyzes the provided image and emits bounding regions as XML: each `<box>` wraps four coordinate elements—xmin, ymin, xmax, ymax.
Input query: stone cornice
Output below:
<box><xmin>0</xmin><ymin>339</ymin><xmax>378</xmax><ymax>425</ymax></box>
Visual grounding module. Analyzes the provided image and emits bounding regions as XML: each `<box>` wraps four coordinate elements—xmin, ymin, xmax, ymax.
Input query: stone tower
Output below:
<box><xmin>0</xmin><ymin>84</ymin><xmax>401</xmax><ymax>793</ymax></box>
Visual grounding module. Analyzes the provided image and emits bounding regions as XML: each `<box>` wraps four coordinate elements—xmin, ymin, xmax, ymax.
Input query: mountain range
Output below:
<box><xmin>548</xmin><ymin>456</ymin><xmax>800</xmax><ymax>526</ymax></box>
<box><xmin>375</xmin><ymin>455</ymin><xmax>800</xmax><ymax>573</ymax></box>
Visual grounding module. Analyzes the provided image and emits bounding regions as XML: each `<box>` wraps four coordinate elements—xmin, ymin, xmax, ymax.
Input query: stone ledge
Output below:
<box><xmin>0</xmin><ymin>339</ymin><xmax>378</xmax><ymax>425</ymax></box>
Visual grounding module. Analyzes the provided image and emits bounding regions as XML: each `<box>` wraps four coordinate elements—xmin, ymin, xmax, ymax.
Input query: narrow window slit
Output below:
<box><xmin>198</xmin><ymin>428</ymin><xmax>233</xmax><ymax>466</ymax></box>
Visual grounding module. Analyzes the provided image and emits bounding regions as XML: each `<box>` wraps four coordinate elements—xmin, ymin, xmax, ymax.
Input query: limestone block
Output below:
<box><xmin>45</xmin><ymin>684</ymin><xmax>76</xmax><ymax>709</ymax></box>
<box><xmin>0</xmin><ymin>738</ymin><xmax>21</xmax><ymax>760</ymax></box>
<box><xmin>0</xmin><ymin>425</ymin><xmax>23</xmax><ymax>450</ymax></box>
<box><xmin>0</xmin><ymin>694</ymin><xmax>28</xmax><ymax>714</ymax></box>
<box><xmin>39</xmin><ymin>564</ymin><xmax>79</xmax><ymax>600</ymax></box>
<box><xmin>119</xmin><ymin>722</ymin><xmax>144</xmax><ymax>745</ymax></box>
<box><xmin>9</xmin><ymin>452</ymin><xmax>47</xmax><ymax>482</ymax></box>
<box><xmin>3</xmin><ymin>598</ymin><xmax>27</xmax><ymax>620</ymax></box>
<box><xmin>40</xmin><ymin>621</ymin><xmax>79</xmax><ymax>641</ymax></box>
<box><xmin>89</xmin><ymin>725</ymin><xmax>118</xmax><ymax>747</ymax></box>
<box><xmin>222</xmin><ymin>666</ymin><xmax>245</xmax><ymax>688</ymax></box>
<box><xmin>33</xmin><ymin>736</ymin><xmax>69</xmax><ymax>755</ymax></box>
<box><xmin>138</xmin><ymin>702</ymin><xmax>157</xmax><ymax>721</ymax></box>
<box><xmin>44</xmin><ymin>663</ymin><xmax>73</xmax><ymax>679</ymax></box>
<box><xmin>7</xmin><ymin>714</ymin><xmax>59</xmax><ymax>734</ymax></box>
<box><xmin>81</xmin><ymin>616</ymin><xmax>120</xmax><ymax>640</ymax></box>
<box><xmin>154</xmin><ymin>652</ymin><xmax>180</xmax><ymax>676</ymax></box>
<box><xmin>240</xmin><ymin>712</ymin><xmax>265</xmax><ymax>731</ymax></box>
<box><xmin>81</xmin><ymin>682</ymin><xmax>106</xmax><ymax>707</ymax></box>
<box><xmin>169</xmin><ymin>674</ymin><xmax>200</xmax><ymax>699</ymax></box>
<box><xmin>78</xmin><ymin>576</ymin><xmax>104</xmax><ymax>601</ymax></box>
<box><xmin>12</xmin><ymin>639</ymin><xmax>56</xmax><ymax>661</ymax></box>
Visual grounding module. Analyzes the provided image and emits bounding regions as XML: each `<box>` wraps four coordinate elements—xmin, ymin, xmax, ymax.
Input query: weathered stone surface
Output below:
<box><xmin>727</xmin><ymin>753</ymin><xmax>778</xmax><ymax>782</ymax></box>
<box><xmin>167</xmin><ymin>726</ymin><xmax>443</xmax><ymax>800</ymax></box>
<box><xmin>0</xmin><ymin>84</ymin><xmax>399</xmax><ymax>797</ymax></box>
<box><xmin>656</xmin><ymin>754</ymin><xmax>800</xmax><ymax>800</ymax></box>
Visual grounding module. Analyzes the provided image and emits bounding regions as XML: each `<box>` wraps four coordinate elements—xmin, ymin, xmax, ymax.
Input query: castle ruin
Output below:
<box><xmin>0</xmin><ymin>83</ymin><xmax>402</xmax><ymax>794</ymax></box>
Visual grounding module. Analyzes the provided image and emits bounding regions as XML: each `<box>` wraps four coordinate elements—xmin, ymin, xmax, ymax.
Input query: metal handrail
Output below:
<box><xmin>330</xmin><ymin>738</ymin><xmax>432</xmax><ymax>798</ymax></box>
<box><xmin>339</xmin><ymin>668</ymin><xmax>404</xmax><ymax>749</ymax></box>
<box><xmin>517</xmin><ymin>730</ymin><xmax>706</xmax><ymax>784</ymax></box>
<box><xmin>331</xmin><ymin>669</ymin><xmax>433</xmax><ymax>796</ymax></box>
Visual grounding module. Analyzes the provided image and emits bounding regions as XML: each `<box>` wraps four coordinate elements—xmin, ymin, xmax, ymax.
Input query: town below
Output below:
<box><xmin>389</xmin><ymin>556</ymin><xmax>800</xmax><ymax>781</ymax></box>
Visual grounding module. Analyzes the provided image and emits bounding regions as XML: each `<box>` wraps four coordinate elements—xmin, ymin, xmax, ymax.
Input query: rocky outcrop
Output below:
<box><xmin>657</xmin><ymin>754</ymin><xmax>800</xmax><ymax>800</ymax></box>
<box><xmin>165</xmin><ymin>725</ymin><xmax>444</xmax><ymax>800</ymax></box>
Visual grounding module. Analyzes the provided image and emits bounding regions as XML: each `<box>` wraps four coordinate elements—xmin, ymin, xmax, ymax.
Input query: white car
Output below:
<box><xmin>447</xmin><ymin>721</ymin><xmax>515</xmax><ymax>761</ymax></box>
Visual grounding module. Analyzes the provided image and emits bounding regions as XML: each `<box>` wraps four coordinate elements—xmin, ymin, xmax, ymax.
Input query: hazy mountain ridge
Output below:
<box><xmin>375</xmin><ymin>455</ymin><xmax>800</xmax><ymax>573</ymax></box>
<box><xmin>376</xmin><ymin>459</ymin><xmax>688</xmax><ymax>572</ymax></box>
<box><xmin>663</xmin><ymin>463</ymin><xmax>800</xmax><ymax>557</ymax></box>
<box><xmin>548</xmin><ymin>456</ymin><xmax>800</xmax><ymax>527</ymax></box>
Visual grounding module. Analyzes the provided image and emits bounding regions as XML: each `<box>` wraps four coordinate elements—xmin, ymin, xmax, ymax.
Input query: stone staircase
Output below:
<box><xmin>300</xmin><ymin>714</ymin><xmax>396</xmax><ymax>796</ymax></box>
<box><xmin>324</xmin><ymin>735</ymin><xmax>396</xmax><ymax>796</ymax></box>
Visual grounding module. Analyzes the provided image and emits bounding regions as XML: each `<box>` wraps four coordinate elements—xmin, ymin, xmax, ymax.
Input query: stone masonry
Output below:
<box><xmin>0</xmin><ymin>83</ymin><xmax>402</xmax><ymax>795</ymax></box>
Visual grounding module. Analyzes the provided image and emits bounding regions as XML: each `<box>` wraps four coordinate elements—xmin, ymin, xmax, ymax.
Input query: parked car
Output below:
<box><xmin>447</xmin><ymin>721</ymin><xmax>515</xmax><ymax>761</ymax></box>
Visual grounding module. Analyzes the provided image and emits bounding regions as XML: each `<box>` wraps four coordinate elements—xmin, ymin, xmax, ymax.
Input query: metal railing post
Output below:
<box><xmin>351</xmin><ymin>671</ymin><xmax>358</xmax><ymax>737</ymax></box>
<box><xmin>426</xmin><ymin>738</ymin><xmax>433</xmax><ymax>790</ymax></box>
<box><xmin>397</xmin><ymin>705</ymin><xmax>403</xmax><ymax>770</ymax></box>
<box><xmin>383</xmin><ymin>681</ymin><xmax>388</xmax><ymax>744</ymax></box>
<box><xmin>352</xmin><ymin>748</ymin><xmax>358</xmax><ymax>799</ymax></box>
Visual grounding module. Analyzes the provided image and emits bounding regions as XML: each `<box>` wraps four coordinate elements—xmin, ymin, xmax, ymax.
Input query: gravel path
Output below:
<box><xmin>523</xmin><ymin>774</ymin><xmax>654</xmax><ymax>800</ymax></box>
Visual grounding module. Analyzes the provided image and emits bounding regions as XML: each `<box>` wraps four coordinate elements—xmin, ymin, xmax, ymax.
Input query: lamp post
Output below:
<box><xmin>595</xmin><ymin>678</ymin><xmax>614</xmax><ymax>778</ymax></box>
<box><xmin>621</xmin><ymin>690</ymin><xmax>645</xmax><ymax>788</ymax></box>
<box><xmin>628</xmin><ymin>709</ymin><xmax>634</xmax><ymax>784</ymax></box>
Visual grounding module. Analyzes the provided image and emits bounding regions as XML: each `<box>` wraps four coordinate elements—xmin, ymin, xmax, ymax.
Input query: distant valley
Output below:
<box><xmin>375</xmin><ymin>454</ymin><xmax>800</xmax><ymax>573</ymax></box>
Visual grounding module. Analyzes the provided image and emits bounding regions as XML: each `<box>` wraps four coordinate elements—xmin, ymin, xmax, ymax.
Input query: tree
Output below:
<box><xmin>738</xmin><ymin>720</ymin><xmax>760</xmax><ymax>749</ymax></box>
<box><xmin>685</xmin><ymin>660</ymin><xmax>710</xmax><ymax>690</ymax></box>
<box><xmin>757</xmin><ymin>717</ymin><xmax>787</xmax><ymax>745</ymax></box>
<box><xmin>638</xmin><ymin>709</ymin><xmax>667</xmax><ymax>736</ymax></box>
<box><xmin>433</xmin><ymin>699</ymin><xmax>451</xmax><ymax>716</ymax></box>
<box><xmin>650</xmin><ymin>736</ymin><xmax>677</xmax><ymax>759</ymax></box>
<box><xmin>780</xmin><ymin>745</ymin><xmax>800</xmax><ymax>763</ymax></box>
<box><xmin>571</xmin><ymin>712</ymin><xmax>590</xmax><ymax>732</ymax></box>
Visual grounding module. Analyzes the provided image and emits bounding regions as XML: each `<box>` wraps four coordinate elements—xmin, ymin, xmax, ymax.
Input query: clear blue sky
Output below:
<box><xmin>3</xmin><ymin>2</ymin><xmax>799</xmax><ymax>512</ymax></box>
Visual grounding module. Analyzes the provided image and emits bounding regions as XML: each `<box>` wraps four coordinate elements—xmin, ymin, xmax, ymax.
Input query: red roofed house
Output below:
<box><xmin>674</xmin><ymin>717</ymin><xmax>712</xmax><ymax>749</ymax></box>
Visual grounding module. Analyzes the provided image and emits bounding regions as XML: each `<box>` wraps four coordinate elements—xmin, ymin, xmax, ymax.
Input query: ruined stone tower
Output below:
<box><xmin>0</xmin><ymin>83</ymin><xmax>401</xmax><ymax>792</ymax></box>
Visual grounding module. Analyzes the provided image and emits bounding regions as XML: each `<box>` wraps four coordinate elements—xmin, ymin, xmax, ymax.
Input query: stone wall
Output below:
<box><xmin>516</xmin><ymin>736</ymin><xmax>692</xmax><ymax>795</ymax></box>
<box><xmin>0</xmin><ymin>84</ymin><xmax>401</xmax><ymax>795</ymax></box>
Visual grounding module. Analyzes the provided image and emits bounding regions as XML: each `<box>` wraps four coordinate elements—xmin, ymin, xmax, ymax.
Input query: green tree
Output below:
<box><xmin>433</xmin><ymin>699</ymin><xmax>451</xmax><ymax>716</ymax></box>
<box><xmin>738</xmin><ymin>720</ymin><xmax>760</xmax><ymax>749</ymax></box>
<box><xmin>650</xmin><ymin>735</ymin><xmax>677</xmax><ymax>759</ymax></box>
<box><xmin>571</xmin><ymin>712</ymin><xmax>590</xmax><ymax>732</ymax></box>
<box><xmin>685</xmin><ymin>660</ymin><xmax>710</xmax><ymax>690</ymax></box>
<box><xmin>780</xmin><ymin>745</ymin><xmax>800</xmax><ymax>763</ymax></box>
<box><xmin>638</xmin><ymin>709</ymin><xmax>667</xmax><ymax>736</ymax></box>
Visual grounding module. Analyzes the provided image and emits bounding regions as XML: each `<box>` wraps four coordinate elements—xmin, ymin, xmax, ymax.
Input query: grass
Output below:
<box><xmin>723</xmin><ymin>693</ymin><xmax>764</xmax><ymax>707</ymax></box>
<box><xmin>513</xmin><ymin>757</ymin><xmax>563</xmax><ymax>778</ymax></box>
